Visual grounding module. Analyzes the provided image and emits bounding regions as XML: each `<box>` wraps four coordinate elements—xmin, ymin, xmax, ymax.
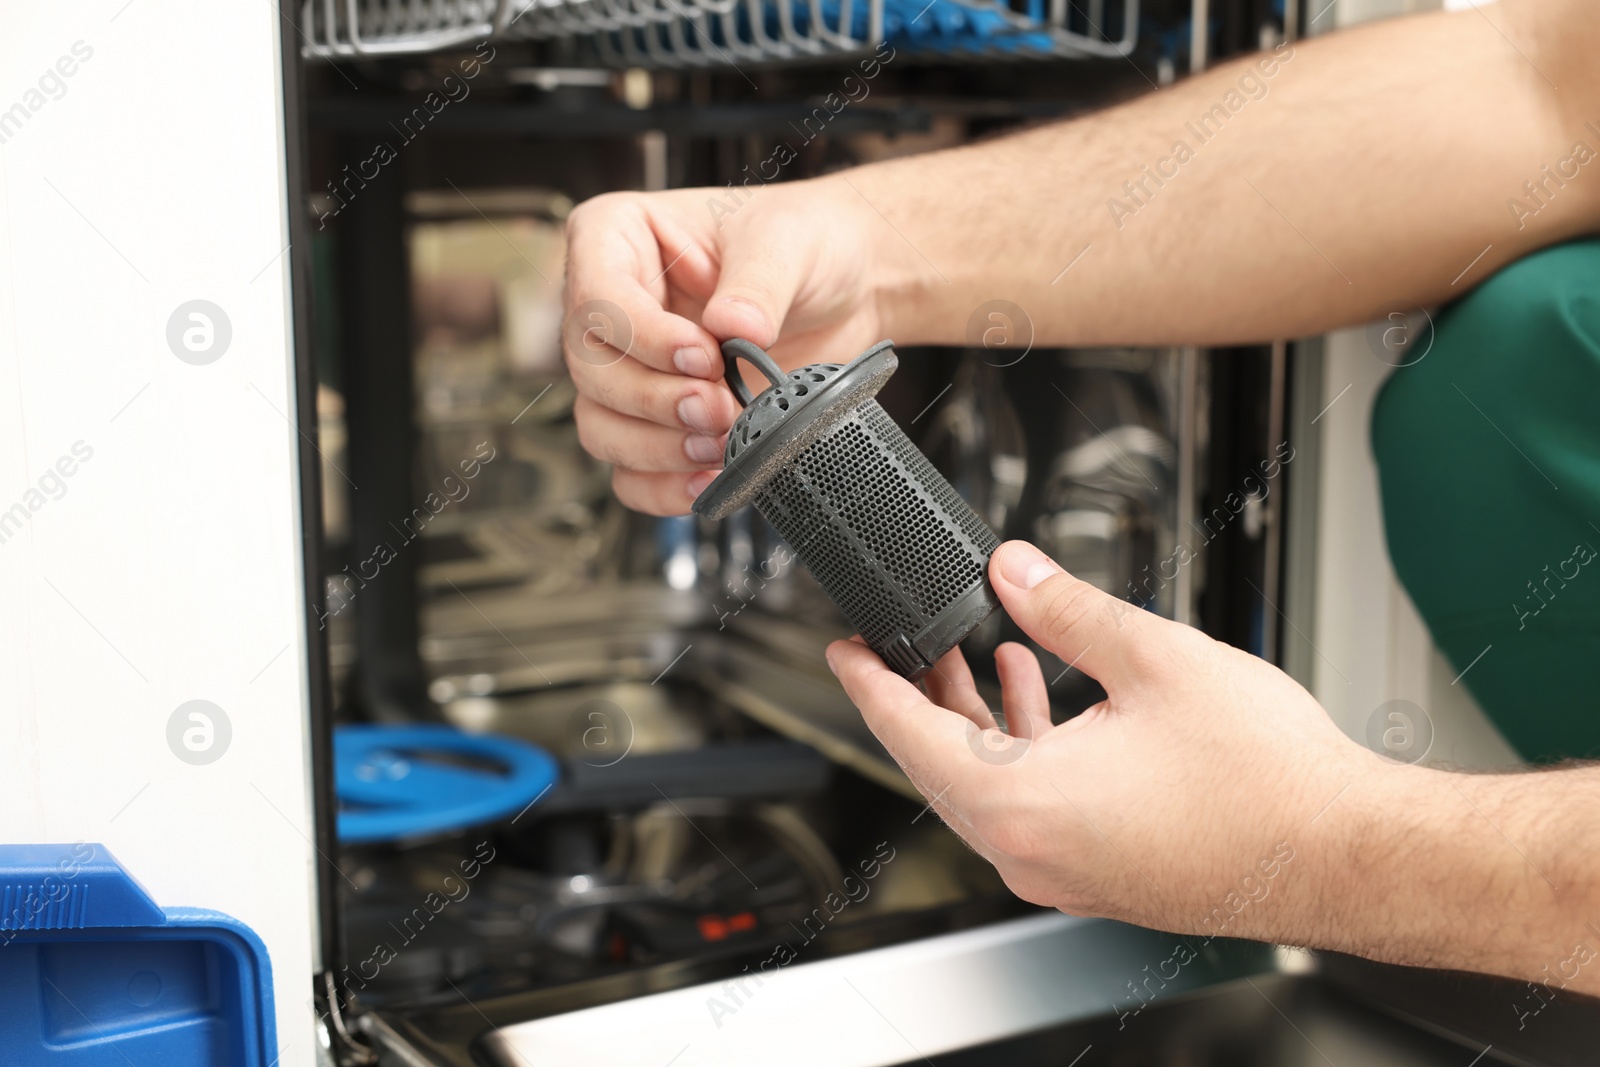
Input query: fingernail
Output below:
<box><xmin>825</xmin><ymin>650</ymin><xmax>839</xmax><ymax>676</ymax></box>
<box><xmin>677</xmin><ymin>394</ymin><xmax>712</xmax><ymax>433</ymax></box>
<box><xmin>718</xmin><ymin>297</ymin><xmax>770</xmax><ymax>337</ymax></box>
<box><xmin>673</xmin><ymin>346</ymin><xmax>713</xmax><ymax>378</ymax></box>
<box><xmin>998</xmin><ymin>542</ymin><xmax>1061</xmax><ymax>590</ymax></box>
<box><xmin>684</xmin><ymin>433</ymin><xmax>723</xmax><ymax>464</ymax></box>
<box><xmin>687</xmin><ymin>470</ymin><xmax>717</xmax><ymax>498</ymax></box>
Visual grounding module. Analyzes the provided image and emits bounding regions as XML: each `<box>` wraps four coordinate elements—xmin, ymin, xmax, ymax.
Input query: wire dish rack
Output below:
<box><xmin>297</xmin><ymin>0</ymin><xmax>1138</xmax><ymax>64</ymax></box>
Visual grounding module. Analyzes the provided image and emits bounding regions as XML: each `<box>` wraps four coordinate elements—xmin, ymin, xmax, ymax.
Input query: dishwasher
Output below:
<box><xmin>2</xmin><ymin>1</ymin><xmax>1593</xmax><ymax>1065</ymax></box>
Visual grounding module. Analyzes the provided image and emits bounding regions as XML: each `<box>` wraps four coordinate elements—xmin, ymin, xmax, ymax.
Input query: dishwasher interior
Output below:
<box><xmin>290</xmin><ymin>2</ymin><xmax>1325</xmax><ymax>1062</ymax></box>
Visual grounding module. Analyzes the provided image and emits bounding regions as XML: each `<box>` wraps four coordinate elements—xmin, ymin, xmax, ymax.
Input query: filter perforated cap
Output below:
<box><xmin>696</xmin><ymin>340</ymin><xmax>899</xmax><ymax>520</ymax></box>
<box><xmin>725</xmin><ymin>363</ymin><xmax>845</xmax><ymax>462</ymax></box>
<box><xmin>693</xmin><ymin>339</ymin><xmax>1001</xmax><ymax>681</ymax></box>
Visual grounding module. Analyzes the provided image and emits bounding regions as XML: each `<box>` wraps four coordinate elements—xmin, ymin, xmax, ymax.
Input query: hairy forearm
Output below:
<box><xmin>834</xmin><ymin>2</ymin><xmax>1600</xmax><ymax>347</ymax></box>
<box><xmin>1300</xmin><ymin>761</ymin><xmax>1600</xmax><ymax>997</ymax></box>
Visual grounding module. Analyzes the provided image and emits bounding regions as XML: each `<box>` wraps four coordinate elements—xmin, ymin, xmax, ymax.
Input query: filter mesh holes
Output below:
<box><xmin>861</xmin><ymin>404</ymin><xmax>1001</xmax><ymax>559</ymax></box>
<box><xmin>790</xmin><ymin>403</ymin><xmax>991</xmax><ymax>622</ymax></box>
<box><xmin>800</xmin><ymin>426</ymin><xmax>976</xmax><ymax>620</ymax></box>
<box><xmin>757</xmin><ymin>469</ymin><xmax>919</xmax><ymax>649</ymax></box>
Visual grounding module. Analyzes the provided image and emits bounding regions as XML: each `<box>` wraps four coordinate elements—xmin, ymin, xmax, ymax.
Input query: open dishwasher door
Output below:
<box><xmin>474</xmin><ymin>915</ymin><xmax>1270</xmax><ymax>1067</ymax></box>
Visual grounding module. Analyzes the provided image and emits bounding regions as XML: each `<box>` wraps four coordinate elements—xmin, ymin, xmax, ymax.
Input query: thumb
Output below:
<box><xmin>989</xmin><ymin>541</ymin><xmax>1153</xmax><ymax>692</ymax></box>
<box><xmin>700</xmin><ymin>236</ymin><xmax>805</xmax><ymax>349</ymax></box>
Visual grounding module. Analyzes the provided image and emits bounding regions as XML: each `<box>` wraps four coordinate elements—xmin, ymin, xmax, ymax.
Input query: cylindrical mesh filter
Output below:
<box><xmin>694</xmin><ymin>340</ymin><xmax>1000</xmax><ymax>680</ymax></box>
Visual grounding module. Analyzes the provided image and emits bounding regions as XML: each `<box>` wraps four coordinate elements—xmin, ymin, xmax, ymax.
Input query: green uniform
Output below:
<box><xmin>1372</xmin><ymin>239</ymin><xmax>1600</xmax><ymax>762</ymax></box>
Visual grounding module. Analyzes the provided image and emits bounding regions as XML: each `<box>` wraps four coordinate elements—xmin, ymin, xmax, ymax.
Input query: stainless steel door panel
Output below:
<box><xmin>481</xmin><ymin>913</ymin><xmax>1270</xmax><ymax>1066</ymax></box>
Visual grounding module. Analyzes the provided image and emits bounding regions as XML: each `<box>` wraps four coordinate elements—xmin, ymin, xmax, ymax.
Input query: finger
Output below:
<box><xmin>699</xmin><ymin>216</ymin><xmax>810</xmax><ymax>347</ymax></box>
<box><xmin>566</xmin><ymin>350</ymin><xmax>744</xmax><ymax>436</ymax></box>
<box><xmin>995</xmin><ymin>642</ymin><xmax>1052</xmax><ymax>742</ymax></box>
<box><xmin>922</xmin><ymin>646</ymin><xmax>997</xmax><ymax>731</ymax></box>
<box><xmin>564</xmin><ymin>195</ymin><xmax>723</xmax><ymax>379</ymax></box>
<box><xmin>574</xmin><ymin>395</ymin><xmax>726</xmax><ymax>472</ymax></box>
<box><xmin>610</xmin><ymin>468</ymin><xmax>717</xmax><ymax>517</ymax></box>
<box><xmin>989</xmin><ymin>540</ymin><xmax>1159</xmax><ymax>694</ymax></box>
<box><xmin>827</xmin><ymin>638</ymin><xmax>981</xmax><ymax>800</ymax></box>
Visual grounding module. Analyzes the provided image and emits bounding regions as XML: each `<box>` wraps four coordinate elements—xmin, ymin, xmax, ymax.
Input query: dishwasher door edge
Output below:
<box><xmin>480</xmin><ymin>912</ymin><xmax>1274</xmax><ymax>1067</ymax></box>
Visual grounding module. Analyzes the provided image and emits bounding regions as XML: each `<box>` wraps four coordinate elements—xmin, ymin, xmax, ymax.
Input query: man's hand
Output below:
<box><xmin>828</xmin><ymin>541</ymin><xmax>1600</xmax><ymax>994</ymax></box>
<box><xmin>562</xmin><ymin>180</ymin><xmax>905</xmax><ymax>515</ymax></box>
<box><xmin>564</xmin><ymin>1</ymin><xmax>1600</xmax><ymax>518</ymax></box>
<box><xmin>827</xmin><ymin>540</ymin><xmax>1378</xmax><ymax>943</ymax></box>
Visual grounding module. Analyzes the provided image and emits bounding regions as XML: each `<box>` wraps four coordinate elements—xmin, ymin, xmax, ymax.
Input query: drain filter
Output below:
<box><xmin>694</xmin><ymin>339</ymin><xmax>1000</xmax><ymax>680</ymax></box>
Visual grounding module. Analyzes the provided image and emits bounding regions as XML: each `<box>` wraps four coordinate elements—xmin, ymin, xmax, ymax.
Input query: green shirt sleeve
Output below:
<box><xmin>1372</xmin><ymin>238</ymin><xmax>1600</xmax><ymax>762</ymax></box>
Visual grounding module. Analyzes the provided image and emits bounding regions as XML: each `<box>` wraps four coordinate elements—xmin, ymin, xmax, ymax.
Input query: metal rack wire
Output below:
<box><xmin>298</xmin><ymin>0</ymin><xmax>1138</xmax><ymax>64</ymax></box>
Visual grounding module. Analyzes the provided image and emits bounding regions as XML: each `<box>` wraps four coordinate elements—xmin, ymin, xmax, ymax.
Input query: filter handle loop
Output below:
<box><xmin>720</xmin><ymin>339</ymin><xmax>788</xmax><ymax>407</ymax></box>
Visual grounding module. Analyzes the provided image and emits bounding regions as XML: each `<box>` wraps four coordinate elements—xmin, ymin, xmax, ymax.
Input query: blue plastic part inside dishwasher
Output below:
<box><xmin>335</xmin><ymin>724</ymin><xmax>559</xmax><ymax>844</ymax></box>
<box><xmin>610</xmin><ymin>0</ymin><xmax>1088</xmax><ymax>58</ymax></box>
<box><xmin>0</xmin><ymin>842</ymin><xmax>277</xmax><ymax>1066</ymax></box>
